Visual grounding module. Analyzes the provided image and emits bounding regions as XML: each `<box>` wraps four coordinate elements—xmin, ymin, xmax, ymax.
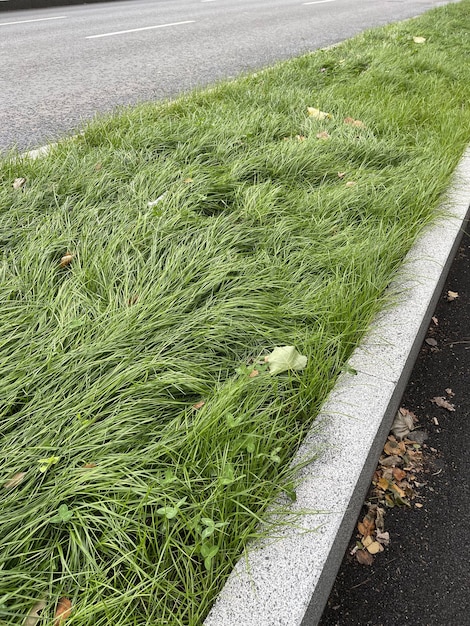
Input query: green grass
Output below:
<box><xmin>1</xmin><ymin>2</ymin><xmax>470</xmax><ymax>624</ymax></box>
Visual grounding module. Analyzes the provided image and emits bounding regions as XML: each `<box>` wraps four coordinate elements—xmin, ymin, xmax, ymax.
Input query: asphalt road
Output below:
<box><xmin>0</xmin><ymin>0</ymin><xmax>458</xmax><ymax>151</ymax></box>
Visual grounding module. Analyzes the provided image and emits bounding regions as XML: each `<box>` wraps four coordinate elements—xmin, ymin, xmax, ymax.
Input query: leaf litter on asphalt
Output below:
<box><xmin>353</xmin><ymin>407</ymin><xmax>434</xmax><ymax>566</ymax></box>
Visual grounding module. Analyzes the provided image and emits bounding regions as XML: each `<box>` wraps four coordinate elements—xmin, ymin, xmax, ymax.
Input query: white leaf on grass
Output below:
<box><xmin>13</xmin><ymin>177</ymin><xmax>26</xmax><ymax>190</ymax></box>
<box><xmin>147</xmin><ymin>192</ymin><xmax>167</xmax><ymax>208</ymax></box>
<box><xmin>23</xmin><ymin>601</ymin><xmax>46</xmax><ymax>626</ymax></box>
<box><xmin>413</xmin><ymin>36</ymin><xmax>426</xmax><ymax>44</ymax></box>
<box><xmin>265</xmin><ymin>346</ymin><xmax>307</xmax><ymax>376</ymax></box>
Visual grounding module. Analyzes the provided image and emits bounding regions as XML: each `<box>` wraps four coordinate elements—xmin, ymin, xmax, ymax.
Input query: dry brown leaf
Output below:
<box><xmin>4</xmin><ymin>471</ymin><xmax>27</xmax><ymax>489</ymax></box>
<box><xmin>345</xmin><ymin>181</ymin><xmax>357</xmax><ymax>187</ymax></box>
<box><xmin>389</xmin><ymin>482</ymin><xmax>406</xmax><ymax>498</ymax></box>
<box><xmin>431</xmin><ymin>396</ymin><xmax>455</xmax><ymax>411</ymax></box>
<box><xmin>316</xmin><ymin>131</ymin><xmax>330</xmax><ymax>140</ymax></box>
<box><xmin>377</xmin><ymin>476</ymin><xmax>390</xmax><ymax>491</ymax></box>
<box><xmin>249</xmin><ymin>369</ymin><xmax>259</xmax><ymax>378</ymax></box>
<box><xmin>366</xmin><ymin>541</ymin><xmax>383</xmax><ymax>554</ymax></box>
<box><xmin>362</xmin><ymin>535</ymin><xmax>373</xmax><ymax>548</ymax></box>
<box><xmin>392</xmin><ymin>467</ymin><xmax>407</xmax><ymax>482</ymax></box>
<box><xmin>384</xmin><ymin>439</ymin><xmax>406</xmax><ymax>456</ymax></box>
<box><xmin>13</xmin><ymin>177</ymin><xmax>26</xmax><ymax>189</ymax></box>
<box><xmin>337</xmin><ymin>171</ymin><xmax>346</xmax><ymax>178</ymax></box>
<box><xmin>445</xmin><ymin>388</ymin><xmax>455</xmax><ymax>397</ymax></box>
<box><xmin>391</xmin><ymin>407</ymin><xmax>414</xmax><ymax>440</ymax></box>
<box><xmin>344</xmin><ymin>117</ymin><xmax>365</xmax><ymax>128</ymax></box>
<box><xmin>54</xmin><ymin>597</ymin><xmax>72</xmax><ymax>626</ymax></box>
<box><xmin>379</xmin><ymin>454</ymin><xmax>402</xmax><ymax>467</ymax></box>
<box><xmin>24</xmin><ymin>600</ymin><xmax>46</xmax><ymax>626</ymax></box>
<box><xmin>375</xmin><ymin>507</ymin><xmax>385</xmax><ymax>533</ymax></box>
<box><xmin>425</xmin><ymin>337</ymin><xmax>438</xmax><ymax>347</ymax></box>
<box><xmin>415</xmin><ymin>502</ymin><xmax>423</xmax><ymax>508</ymax></box>
<box><xmin>192</xmin><ymin>400</ymin><xmax>205</xmax><ymax>410</ymax></box>
<box><xmin>375</xmin><ymin>531</ymin><xmax>390</xmax><ymax>546</ymax></box>
<box><xmin>432</xmin><ymin>316</ymin><xmax>438</xmax><ymax>326</ymax></box>
<box><xmin>446</xmin><ymin>290</ymin><xmax>459</xmax><ymax>301</ymax></box>
<box><xmin>60</xmin><ymin>254</ymin><xmax>73</xmax><ymax>268</ymax></box>
<box><xmin>94</xmin><ymin>163</ymin><xmax>102</xmax><ymax>171</ymax></box>
<box><xmin>83</xmin><ymin>463</ymin><xmax>97</xmax><ymax>469</ymax></box>
<box><xmin>355</xmin><ymin>549</ymin><xmax>374</xmax><ymax>566</ymax></box>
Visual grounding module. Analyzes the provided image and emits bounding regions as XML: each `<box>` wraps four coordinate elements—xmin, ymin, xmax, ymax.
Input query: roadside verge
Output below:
<box><xmin>204</xmin><ymin>149</ymin><xmax>470</xmax><ymax>626</ymax></box>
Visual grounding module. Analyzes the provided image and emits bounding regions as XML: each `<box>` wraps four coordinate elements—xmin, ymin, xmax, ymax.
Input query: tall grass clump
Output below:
<box><xmin>1</xmin><ymin>2</ymin><xmax>470</xmax><ymax>624</ymax></box>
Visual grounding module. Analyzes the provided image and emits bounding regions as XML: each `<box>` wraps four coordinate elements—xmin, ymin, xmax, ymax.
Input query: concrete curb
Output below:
<box><xmin>204</xmin><ymin>148</ymin><xmax>470</xmax><ymax>626</ymax></box>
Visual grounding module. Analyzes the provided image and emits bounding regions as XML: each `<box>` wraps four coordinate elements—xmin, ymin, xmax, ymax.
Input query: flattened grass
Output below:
<box><xmin>1</xmin><ymin>2</ymin><xmax>470</xmax><ymax>624</ymax></box>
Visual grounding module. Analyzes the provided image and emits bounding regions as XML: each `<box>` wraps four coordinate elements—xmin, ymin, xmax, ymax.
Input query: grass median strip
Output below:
<box><xmin>1</xmin><ymin>2</ymin><xmax>470</xmax><ymax>624</ymax></box>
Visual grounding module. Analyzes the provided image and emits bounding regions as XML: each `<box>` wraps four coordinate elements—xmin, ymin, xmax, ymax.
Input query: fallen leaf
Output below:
<box><xmin>379</xmin><ymin>454</ymin><xmax>402</xmax><ymax>467</ymax></box>
<box><xmin>344</xmin><ymin>117</ymin><xmax>365</xmax><ymax>128</ymax></box>
<box><xmin>337</xmin><ymin>172</ymin><xmax>346</xmax><ymax>178</ymax></box>
<box><xmin>13</xmin><ymin>177</ymin><xmax>27</xmax><ymax>189</ymax></box>
<box><xmin>377</xmin><ymin>476</ymin><xmax>390</xmax><ymax>491</ymax></box>
<box><xmin>431</xmin><ymin>396</ymin><xmax>455</xmax><ymax>411</ymax></box>
<box><xmin>24</xmin><ymin>600</ymin><xmax>46</xmax><ymax>626</ymax></box>
<box><xmin>362</xmin><ymin>535</ymin><xmax>373</xmax><ymax>548</ymax></box>
<box><xmin>94</xmin><ymin>163</ymin><xmax>102</xmax><ymax>171</ymax></box>
<box><xmin>355</xmin><ymin>549</ymin><xmax>374</xmax><ymax>566</ymax></box>
<box><xmin>384</xmin><ymin>439</ymin><xmax>406</xmax><ymax>457</ymax></box>
<box><xmin>415</xmin><ymin>502</ymin><xmax>423</xmax><ymax>508</ymax></box>
<box><xmin>375</xmin><ymin>507</ymin><xmax>385</xmax><ymax>533</ymax></box>
<box><xmin>184</xmin><ymin>178</ymin><xmax>193</xmax><ymax>183</ymax></box>
<box><xmin>4</xmin><ymin>471</ymin><xmax>27</xmax><ymax>489</ymax></box>
<box><xmin>316</xmin><ymin>131</ymin><xmax>330</xmax><ymax>140</ymax></box>
<box><xmin>83</xmin><ymin>463</ymin><xmax>97</xmax><ymax>469</ymax></box>
<box><xmin>391</xmin><ymin>407</ymin><xmax>414</xmax><ymax>440</ymax></box>
<box><xmin>366</xmin><ymin>541</ymin><xmax>383</xmax><ymax>554</ymax></box>
<box><xmin>432</xmin><ymin>316</ymin><xmax>438</xmax><ymax>325</ymax></box>
<box><xmin>345</xmin><ymin>181</ymin><xmax>357</xmax><ymax>187</ymax></box>
<box><xmin>60</xmin><ymin>253</ymin><xmax>73</xmax><ymax>268</ymax></box>
<box><xmin>425</xmin><ymin>337</ymin><xmax>438</xmax><ymax>347</ymax></box>
<box><xmin>445</xmin><ymin>388</ymin><xmax>455</xmax><ymax>397</ymax></box>
<box><xmin>446</xmin><ymin>290</ymin><xmax>459</xmax><ymax>301</ymax></box>
<box><xmin>248</xmin><ymin>369</ymin><xmax>259</xmax><ymax>378</ymax></box>
<box><xmin>193</xmin><ymin>400</ymin><xmax>205</xmax><ymax>410</ymax></box>
<box><xmin>389</xmin><ymin>482</ymin><xmax>406</xmax><ymax>499</ymax></box>
<box><xmin>413</xmin><ymin>36</ymin><xmax>426</xmax><ymax>44</ymax></box>
<box><xmin>296</xmin><ymin>135</ymin><xmax>306</xmax><ymax>142</ymax></box>
<box><xmin>54</xmin><ymin>597</ymin><xmax>72</xmax><ymax>625</ymax></box>
<box><xmin>375</xmin><ymin>531</ymin><xmax>390</xmax><ymax>546</ymax></box>
<box><xmin>307</xmin><ymin>107</ymin><xmax>332</xmax><ymax>120</ymax></box>
<box><xmin>265</xmin><ymin>346</ymin><xmax>307</xmax><ymax>376</ymax></box>
<box><xmin>392</xmin><ymin>467</ymin><xmax>407</xmax><ymax>482</ymax></box>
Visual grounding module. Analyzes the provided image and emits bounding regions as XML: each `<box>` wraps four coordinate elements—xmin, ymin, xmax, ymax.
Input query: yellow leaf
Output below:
<box><xmin>366</xmin><ymin>541</ymin><xmax>384</xmax><ymax>554</ymax></box>
<box><xmin>413</xmin><ymin>36</ymin><xmax>426</xmax><ymax>44</ymax></box>
<box><xmin>60</xmin><ymin>253</ymin><xmax>73</xmax><ymax>268</ymax></box>
<box><xmin>307</xmin><ymin>107</ymin><xmax>332</xmax><ymax>120</ymax></box>
<box><xmin>345</xmin><ymin>181</ymin><xmax>357</xmax><ymax>187</ymax></box>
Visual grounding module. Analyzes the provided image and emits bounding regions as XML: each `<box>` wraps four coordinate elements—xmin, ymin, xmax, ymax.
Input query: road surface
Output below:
<box><xmin>0</xmin><ymin>0</ymin><xmax>458</xmax><ymax>151</ymax></box>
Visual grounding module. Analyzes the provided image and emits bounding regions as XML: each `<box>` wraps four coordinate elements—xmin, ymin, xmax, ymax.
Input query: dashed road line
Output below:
<box><xmin>86</xmin><ymin>20</ymin><xmax>195</xmax><ymax>40</ymax></box>
<box><xmin>303</xmin><ymin>0</ymin><xmax>336</xmax><ymax>5</ymax></box>
<box><xmin>0</xmin><ymin>16</ymin><xmax>66</xmax><ymax>27</ymax></box>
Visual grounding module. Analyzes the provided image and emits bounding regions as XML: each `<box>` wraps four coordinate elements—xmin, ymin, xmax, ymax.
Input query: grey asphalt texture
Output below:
<box><xmin>320</xmin><ymin>227</ymin><xmax>470</xmax><ymax>626</ymax></box>
<box><xmin>0</xmin><ymin>0</ymin><xmax>459</xmax><ymax>152</ymax></box>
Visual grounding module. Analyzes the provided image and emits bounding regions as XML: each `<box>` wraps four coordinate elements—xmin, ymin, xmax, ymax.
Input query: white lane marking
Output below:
<box><xmin>303</xmin><ymin>0</ymin><xmax>335</xmax><ymax>5</ymax></box>
<box><xmin>0</xmin><ymin>15</ymin><xmax>66</xmax><ymax>27</ymax></box>
<box><xmin>86</xmin><ymin>20</ymin><xmax>195</xmax><ymax>39</ymax></box>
